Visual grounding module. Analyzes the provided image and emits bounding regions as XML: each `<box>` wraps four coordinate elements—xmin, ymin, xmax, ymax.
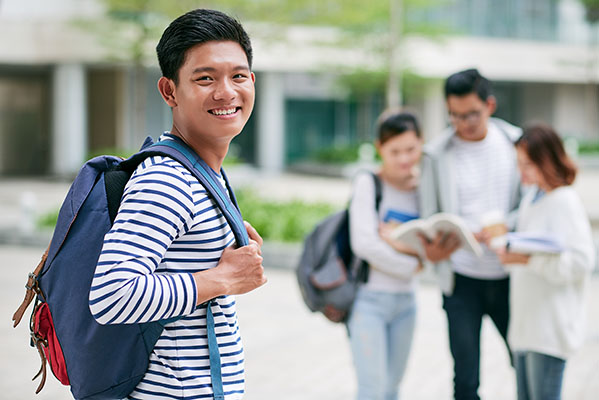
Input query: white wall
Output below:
<box><xmin>0</xmin><ymin>0</ymin><xmax>102</xmax><ymax>20</ymax></box>
<box><xmin>52</xmin><ymin>64</ymin><xmax>87</xmax><ymax>176</ymax></box>
<box><xmin>554</xmin><ymin>83</ymin><xmax>599</xmax><ymax>140</ymax></box>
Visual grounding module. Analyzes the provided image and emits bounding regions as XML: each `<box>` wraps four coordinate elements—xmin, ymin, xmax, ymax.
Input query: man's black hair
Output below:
<box><xmin>156</xmin><ymin>9</ymin><xmax>253</xmax><ymax>84</ymax></box>
<box><xmin>444</xmin><ymin>68</ymin><xmax>492</xmax><ymax>101</ymax></box>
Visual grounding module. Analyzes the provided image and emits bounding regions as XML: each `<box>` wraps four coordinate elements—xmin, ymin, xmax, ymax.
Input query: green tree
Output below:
<box><xmin>581</xmin><ymin>0</ymin><xmax>599</xmax><ymax>89</ymax></box>
<box><xmin>581</xmin><ymin>0</ymin><xmax>599</xmax><ymax>24</ymax></box>
<box><xmin>91</xmin><ymin>0</ymin><xmax>444</xmax><ymax>111</ymax></box>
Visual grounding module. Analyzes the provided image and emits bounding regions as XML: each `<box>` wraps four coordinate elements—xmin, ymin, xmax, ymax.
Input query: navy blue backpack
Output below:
<box><xmin>12</xmin><ymin>136</ymin><xmax>247</xmax><ymax>400</ymax></box>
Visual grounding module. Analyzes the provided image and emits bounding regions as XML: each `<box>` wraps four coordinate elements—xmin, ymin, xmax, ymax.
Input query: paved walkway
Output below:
<box><xmin>2</xmin><ymin>245</ymin><xmax>598</xmax><ymax>400</ymax></box>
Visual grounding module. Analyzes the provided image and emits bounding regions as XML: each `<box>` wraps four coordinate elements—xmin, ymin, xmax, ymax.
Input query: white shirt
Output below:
<box><xmin>450</xmin><ymin>125</ymin><xmax>517</xmax><ymax>279</ymax></box>
<box><xmin>349</xmin><ymin>172</ymin><xmax>420</xmax><ymax>293</ymax></box>
<box><xmin>508</xmin><ymin>186</ymin><xmax>595</xmax><ymax>359</ymax></box>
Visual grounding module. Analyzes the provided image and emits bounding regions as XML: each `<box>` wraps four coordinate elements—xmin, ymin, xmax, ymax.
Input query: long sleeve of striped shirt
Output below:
<box><xmin>90</xmin><ymin>157</ymin><xmax>200</xmax><ymax>324</ymax></box>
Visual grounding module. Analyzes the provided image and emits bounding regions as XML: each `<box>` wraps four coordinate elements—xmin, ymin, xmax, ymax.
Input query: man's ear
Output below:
<box><xmin>251</xmin><ymin>72</ymin><xmax>256</xmax><ymax>83</ymax></box>
<box><xmin>486</xmin><ymin>95</ymin><xmax>497</xmax><ymax>115</ymax></box>
<box><xmin>157</xmin><ymin>77</ymin><xmax>177</xmax><ymax>107</ymax></box>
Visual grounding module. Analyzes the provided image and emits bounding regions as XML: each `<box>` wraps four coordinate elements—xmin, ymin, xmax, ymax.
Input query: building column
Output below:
<box><xmin>52</xmin><ymin>63</ymin><xmax>87</xmax><ymax>176</ymax></box>
<box><xmin>257</xmin><ymin>72</ymin><xmax>285</xmax><ymax>172</ymax></box>
<box><xmin>421</xmin><ymin>79</ymin><xmax>447</xmax><ymax>142</ymax></box>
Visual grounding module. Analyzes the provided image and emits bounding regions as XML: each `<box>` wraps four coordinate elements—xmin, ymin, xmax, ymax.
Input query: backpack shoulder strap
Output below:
<box><xmin>136</xmin><ymin>137</ymin><xmax>244</xmax><ymax>400</ymax></box>
<box><xmin>135</xmin><ymin>138</ymin><xmax>249</xmax><ymax>247</ymax></box>
<box><xmin>371</xmin><ymin>172</ymin><xmax>382</xmax><ymax>211</ymax></box>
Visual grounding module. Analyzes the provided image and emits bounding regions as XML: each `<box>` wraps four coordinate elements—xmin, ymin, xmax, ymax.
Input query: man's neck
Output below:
<box><xmin>454</xmin><ymin>127</ymin><xmax>489</xmax><ymax>142</ymax></box>
<box><xmin>169</xmin><ymin>126</ymin><xmax>229</xmax><ymax>172</ymax></box>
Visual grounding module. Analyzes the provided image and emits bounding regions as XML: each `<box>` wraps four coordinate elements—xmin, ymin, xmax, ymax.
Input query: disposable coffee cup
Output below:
<box><xmin>479</xmin><ymin>210</ymin><xmax>507</xmax><ymax>239</ymax></box>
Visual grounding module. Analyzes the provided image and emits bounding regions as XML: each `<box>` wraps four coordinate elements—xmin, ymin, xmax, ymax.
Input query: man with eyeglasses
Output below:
<box><xmin>419</xmin><ymin>68</ymin><xmax>522</xmax><ymax>400</ymax></box>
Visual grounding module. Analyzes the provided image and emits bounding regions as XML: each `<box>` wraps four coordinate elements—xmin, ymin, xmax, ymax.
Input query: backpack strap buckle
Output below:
<box><xmin>12</xmin><ymin>246</ymin><xmax>48</xmax><ymax>328</ymax></box>
<box><xmin>30</xmin><ymin>323</ymin><xmax>48</xmax><ymax>394</ymax></box>
<box><xmin>25</xmin><ymin>272</ymin><xmax>38</xmax><ymax>291</ymax></box>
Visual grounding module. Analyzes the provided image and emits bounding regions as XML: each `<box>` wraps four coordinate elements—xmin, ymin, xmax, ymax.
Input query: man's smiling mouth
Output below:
<box><xmin>209</xmin><ymin>107</ymin><xmax>239</xmax><ymax>116</ymax></box>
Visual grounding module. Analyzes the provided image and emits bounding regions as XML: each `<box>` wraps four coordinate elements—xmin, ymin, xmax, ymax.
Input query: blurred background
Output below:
<box><xmin>1</xmin><ymin>1</ymin><xmax>599</xmax><ymax>399</ymax></box>
<box><xmin>1</xmin><ymin>0</ymin><xmax>598</xmax><ymax>177</ymax></box>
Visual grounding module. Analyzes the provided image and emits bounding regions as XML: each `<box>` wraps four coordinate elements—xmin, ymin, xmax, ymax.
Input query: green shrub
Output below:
<box><xmin>87</xmin><ymin>148</ymin><xmax>241</xmax><ymax>165</ymax></box>
<box><xmin>578</xmin><ymin>140</ymin><xmax>599</xmax><ymax>154</ymax></box>
<box><xmin>37</xmin><ymin>209</ymin><xmax>59</xmax><ymax>229</ymax></box>
<box><xmin>312</xmin><ymin>144</ymin><xmax>362</xmax><ymax>164</ymax></box>
<box><xmin>311</xmin><ymin>142</ymin><xmax>380</xmax><ymax>164</ymax></box>
<box><xmin>37</xmin><ymin>189</ymin><xmax>337</xmax><ymax>243</ymax></box>
<box><xmin>235</xmin><ymin>190</ymin><xmax>336</xmax><ymax>242</ymax></box>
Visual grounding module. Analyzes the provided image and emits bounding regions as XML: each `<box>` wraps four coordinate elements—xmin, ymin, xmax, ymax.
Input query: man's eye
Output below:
<box><xmin>196</xmin><ymin>76</ymin><xmax>212</xmax><ymax>82</ymax></box>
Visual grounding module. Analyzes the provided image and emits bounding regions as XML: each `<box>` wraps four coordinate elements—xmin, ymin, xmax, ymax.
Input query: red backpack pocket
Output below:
<box><xmin>32</xmin><ymin>302</ymin><xmax>70</xmax><ymax>386</ymax></box>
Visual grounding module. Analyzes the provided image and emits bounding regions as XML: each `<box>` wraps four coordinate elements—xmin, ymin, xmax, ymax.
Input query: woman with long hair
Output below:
<box><xmin>495</xmin><ymin>123</ymin><xmax>595</xmax><ymax>400</ymax></box>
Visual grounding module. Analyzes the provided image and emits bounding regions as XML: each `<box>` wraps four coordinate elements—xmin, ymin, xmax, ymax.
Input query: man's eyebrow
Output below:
<box><xmin>191</xmin><ymin>65</ymin><xmax>250</xmax><ymax>74</ymax></box>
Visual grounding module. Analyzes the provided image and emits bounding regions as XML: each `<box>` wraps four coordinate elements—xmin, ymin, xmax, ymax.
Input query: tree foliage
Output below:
<box><xmin>97</xmin><ymin>0</ymin><xmax>444</xmax><ymax>58</ymax></box>
<box><xmin>581</xmin><ymin>0</ymin><xmax>599</xmax><ymax>24</ymax></box>
<box><xmin>94</xmin><ymin>0</ymin><xmax>445</xmax><ymax>103</ymax></box>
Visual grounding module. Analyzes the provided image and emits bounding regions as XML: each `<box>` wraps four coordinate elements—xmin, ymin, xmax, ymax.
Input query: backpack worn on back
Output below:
<box><xmin>12</xmin><ymin>136</ymin><xmax>248</xmax><ymax>400</ymax></box>
<box><xmin>296</xmin><ymin>172</ymin><xmax>382</xmax><ymax>323</ymax></box>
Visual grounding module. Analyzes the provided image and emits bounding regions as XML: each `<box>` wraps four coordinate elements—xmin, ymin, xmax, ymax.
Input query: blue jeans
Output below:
<box><xmin>442</xmin><ymin>273</ymin><xmax>510</xmax><ymax>400</ymax></box>
<box><xmin>514</xmin><ymin>351</ymin><xmax>566</xmax><ymax>400</ymax></box>
<box><xmin>348</xmin><ymin>288</ymin><xmax>416</xmax><ymax>400</ymax></box>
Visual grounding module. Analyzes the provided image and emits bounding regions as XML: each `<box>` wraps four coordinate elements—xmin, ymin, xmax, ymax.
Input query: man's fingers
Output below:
<box><xmin>438</xmin><ymin>231</ymin><xmax>450</xmax><ymax>246</ymax></box>
<box><xmin>445</xmin><ymin>234</ymin><xmax>461</xmax><ymax>251</ymax></box>
<box><xmin>248</xmin><ymin>239</ymin><xmax>262</xmax><ymax>256</ymax></box>
<box><xmin>244</xmin><ymin>221</ymin><xmax>263</xmax><ymax>246</ymax></box>
<box><xmin>417</xmin><ymin>232</ymin><xmax>431</xmax><ymax>245</ymax></box>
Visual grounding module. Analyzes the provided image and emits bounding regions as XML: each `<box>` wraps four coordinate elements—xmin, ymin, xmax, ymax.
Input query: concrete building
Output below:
<box><xmin>0</xmin><ymin>0</ymin><xmax>598</xmax><ymax>176</ymax></box>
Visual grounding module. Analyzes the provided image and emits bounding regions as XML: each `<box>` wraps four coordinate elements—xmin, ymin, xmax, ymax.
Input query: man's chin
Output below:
<box><xmin>459</xmin><ymin>131</ymin><xmax>486</xmax><ymax>141</ymax></box>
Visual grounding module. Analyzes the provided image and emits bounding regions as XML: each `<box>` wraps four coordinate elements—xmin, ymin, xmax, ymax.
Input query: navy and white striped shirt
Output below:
<box><xmin>90</xmin><ymin>135</ymin><xmax>244</xmax><ymax>399</ymax></box>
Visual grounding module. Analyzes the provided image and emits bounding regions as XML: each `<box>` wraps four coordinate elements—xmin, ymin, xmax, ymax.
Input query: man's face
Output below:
<box><xmin>446</xmin><ymin>92</ymin><xmax>496</xmax><ymax>141</ymax></box>
<box><xmin>167</xmin><ymin>40</ymin><xmax>255</xmax><ymax>144</ymax></box>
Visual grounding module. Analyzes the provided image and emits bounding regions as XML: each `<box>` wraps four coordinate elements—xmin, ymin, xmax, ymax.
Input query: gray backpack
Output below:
<box><xmin>296</xmin><ymin>172</ymin><xmax>382</xmax><ymax>323</ymax></box>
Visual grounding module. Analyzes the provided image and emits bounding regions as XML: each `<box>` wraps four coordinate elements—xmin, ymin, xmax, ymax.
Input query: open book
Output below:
<box><xmin>389</xmin><ymin>212</ymin><xmax>483</xmax><ymax>257</ymax></box>
<box><xmin>491</xmin><ymin>232</ymin><xmax>564</xmax><ymax>254</ymax></box>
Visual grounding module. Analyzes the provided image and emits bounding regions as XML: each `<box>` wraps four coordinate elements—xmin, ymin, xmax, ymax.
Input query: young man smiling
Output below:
<box><xmin>419</xmin><ymin>69</ymin><xmax>522</xmax><ymax>400</ymax></box>
<box><xmin>90</xmin><ymin>9</ymin><xmax>266</xmax><ymax>399</ymax></box>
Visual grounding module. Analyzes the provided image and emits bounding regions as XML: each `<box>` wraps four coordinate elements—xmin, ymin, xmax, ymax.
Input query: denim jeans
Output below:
<box><xmin>442</xmin><ymin>273</ymin><xmax>510</xmax><ymax>400</ymax></box>
<box><xmin>348</xmin><ymin>287</ymin><xmax>416</xmax><ymax>400</ymax></box>
<box><xmin>514</xmin><ymin>351</ymin><xmax>566</xmax><ymax>400</ymax></box>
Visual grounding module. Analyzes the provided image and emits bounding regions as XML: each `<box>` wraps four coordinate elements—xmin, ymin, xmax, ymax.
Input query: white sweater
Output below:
<box><xmin>349</xmin><ymin>172</ymin><xmax>420</xmax><ymax>293</ymax></box>
<box><xmin>508</xmin><ymin>186</ymin><xmax>596</xmax><ymax>359</ymax></box>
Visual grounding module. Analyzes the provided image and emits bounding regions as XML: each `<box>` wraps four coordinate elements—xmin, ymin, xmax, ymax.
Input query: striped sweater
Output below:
<box><xmin>89</xmin><ymin>137</ymin><xmax>244</xmax><ymax>399</ymax></box>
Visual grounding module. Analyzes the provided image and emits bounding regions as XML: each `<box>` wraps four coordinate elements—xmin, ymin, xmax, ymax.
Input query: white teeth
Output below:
<box><xmin>211</xmin><ymin>108</ymin><xmax>237</xmax><ymax>116</ymax></box>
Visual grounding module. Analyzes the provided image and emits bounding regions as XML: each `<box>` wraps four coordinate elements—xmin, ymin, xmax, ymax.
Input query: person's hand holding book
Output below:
<box><xmin>379</xmin><ymin>222</ymin><xmax>420</xmax><ymax>257</ymax></box>
<box><xmin>493</xmin><ymin>245</ymin><xmax>531</xmax><ymax>266</ymax></box>
<box><xmin>418</xmin><ymin>231</ymin><xmax>461</xmax><ymax>263</ymax></box>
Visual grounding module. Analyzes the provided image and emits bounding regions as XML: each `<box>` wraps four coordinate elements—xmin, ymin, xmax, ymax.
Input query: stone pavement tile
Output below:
<box><xmin>238</xmin><ymin>269</ymin><xmax>599</xmax><ymax>400</ymax></box>
<box><xmin>2</xmin><ymin>246</ymin><xmax>73</xmax><ymax>400</ymax></box>
<box><xmin>238</xmin><ymin>270</ymin><xmax>515</xmax><ymax>400</ymax></box>
<box><xmin>2</xmin><ymin>245</ymin><xmax>599</xmax><ymax>400</ymax></box>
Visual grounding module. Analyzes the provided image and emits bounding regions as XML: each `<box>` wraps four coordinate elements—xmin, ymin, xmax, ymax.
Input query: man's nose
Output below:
<box><xmin>213</xmin><ymin>79</ymin><xmax>236</xmax><ymax>101</ymax></box>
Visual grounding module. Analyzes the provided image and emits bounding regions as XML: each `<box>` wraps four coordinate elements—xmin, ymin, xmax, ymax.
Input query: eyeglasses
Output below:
<box><xmin>448</xmin><ymin>110</ymin><xmax>483</xmax><ymax>125</ymax></box>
